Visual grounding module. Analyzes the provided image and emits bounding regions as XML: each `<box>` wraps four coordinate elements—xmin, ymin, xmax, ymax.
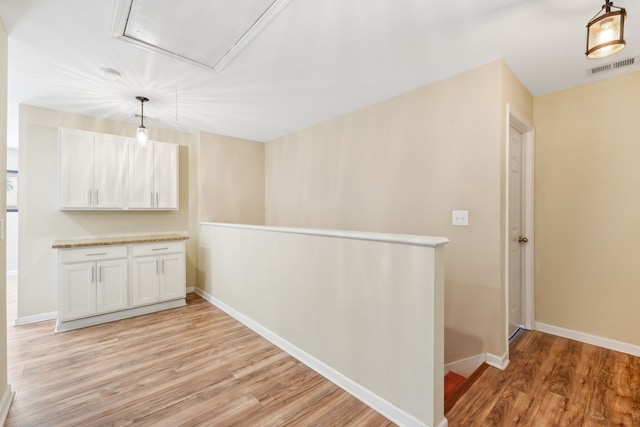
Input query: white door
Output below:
<box><xmin>159</xmin><ymin>253</ymin><xmax>186</xmax><ymax>301</ymax></box>
<box><xmin>127</xmin><ymin>139</ymin><xmax>155</xmax><ymax>209</ymax></box>
<box><xmin>59</xmin><ymin>129</ymin><xmax>94</xmax><ymax>208</ymax></box>
<box><xmin>131</xmin><ymin>256</ymin><xmax>160</xmax><ymax>306</ymax></box>
<box><xmin>94</xmin><ymin>134</ymin><xmax>126</xmax><ymax>208</ymax></box>
<box><xmin>153</xmin><ymin>142</ymin><xmax>178</xmax><ymax>209</ymax></box>
<box><xmin>96</xmin><ymin>258</ymin><xmax>129</xmax><ymax>313</ymax></box>
<box><xmin>508</xmin><ymin>126</ymin><xmax>526</xmax><ymax>338</ymax></box>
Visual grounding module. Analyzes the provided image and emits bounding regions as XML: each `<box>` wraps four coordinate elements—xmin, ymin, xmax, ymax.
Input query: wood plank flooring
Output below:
<box><xmin>5</xmin><ymin>276</ymin><xmax>395</xmax><ymax>426</ymax></box>
<box><xmin>447</xmin><ymin>329</ymin><xmax>640</xmax><ymax>426</ymax></box>
<box><xmin>8</xmin><ymin>274</ymin><xmax>640</xmax><ymax>426</ymax></box>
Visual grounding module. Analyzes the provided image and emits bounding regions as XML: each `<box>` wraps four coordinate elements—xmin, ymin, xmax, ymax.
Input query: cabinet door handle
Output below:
<box><xmin>91</xmin><ymin>265</ymin><xmax>95</xmax><ymax>284</ymax></box>
<box><xmin>98</xmin><ymin>265</ymin><xmax>102</xmax><ymax>283</ymax></box>
<box><xmin>85</xmin><ymin>253</ymin><xmax>107</xmax><ymax>257</ymax></box>
<box><xmin>88</xmin><ymin>190</ymin><xmax>93</xmax><ymax>206</ymax></box>
<box><xmin>156</xmin><ymin>260</ymin><xmax>159</xmax><ymax>275</ymax></box>
<box><xmin>156</xmin><ymin>192</ymin><xmax>159</xmax><ymax>207</ymax></box>
<box><xmin>152</xmin><ymin>247</ymin><xmax>168</xmax><ymax>251</ymax></box>
<box><xmin>151</xmin><ymin>191</ymin><xmax>154</xmax><ymax>207</ymax></box>
<box><xmin>95</xmin><ymin>189</ymin><xmax>99</xmax><ymax>206</ymax></box>
<box><xmin>162</xmin><ymin>259</ymin><xmax>165</xmax><ymax>274</ymax></box>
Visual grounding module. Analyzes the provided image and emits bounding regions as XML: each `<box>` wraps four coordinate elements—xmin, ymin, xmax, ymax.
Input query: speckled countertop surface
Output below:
<box><xmin>52</xmin><ymin>234</ymin><xmax>189</xmax><ymax>249</ymax></box>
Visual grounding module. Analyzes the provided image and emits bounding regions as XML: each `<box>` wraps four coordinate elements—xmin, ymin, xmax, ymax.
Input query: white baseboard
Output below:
<box><xmin>486</xmin><ymin>352</ymin><xmax>510</xmax><ymax>370</ymax></box>
<box><xmin>0</xmin><ymin>385</ymin><xmax>14</xmax><ymax>425</ymax></box>
<box><xmin>535</xmin><ymin>322</ymin><xmax>640</xmax><ymax>358</ymax></box>
<box><xmin>445</xmin><ymin>354</ymin><xmax>486</xmax><ymax>378</ymax></box>
<box><xmin>14</xmin><ymin>311</ymin><xmax>58</xmax><ymax>326</ymax></box>
<box><xmin>186</xmin><ymin>286</ymin><xmax>195</xmax><ymax>293</ymax></box>
<box><xmin>6</xmin><ymin>270</ymin><xmax>17</xmax><ymax>277</ymax></box>
<box><xmin>196</xmin><ymin>288</ymin><xmax>438</xmax><ymax>427</ymax></box>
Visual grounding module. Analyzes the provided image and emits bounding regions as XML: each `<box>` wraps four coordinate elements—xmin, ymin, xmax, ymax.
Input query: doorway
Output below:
<box><xmin>506</xmin><ymin>106</ymin><xmax>534</xmax><ymax>342</ymax></box>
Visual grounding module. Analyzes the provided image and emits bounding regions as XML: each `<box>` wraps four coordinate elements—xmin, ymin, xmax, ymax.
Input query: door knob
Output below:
<box><xmin>518</xmin><ymin>236</ymin><xmax>528</xmax><ymax>243</ymax></box>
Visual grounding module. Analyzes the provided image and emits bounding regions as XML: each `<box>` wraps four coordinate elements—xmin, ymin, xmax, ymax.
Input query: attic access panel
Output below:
<box><xmin>113</xmin><ymin>0</ymin><xmax>290</xmax><ymax>71</ymax></box>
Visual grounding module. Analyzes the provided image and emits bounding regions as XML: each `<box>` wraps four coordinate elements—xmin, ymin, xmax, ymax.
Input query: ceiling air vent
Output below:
<box><xmin>587</xmin><ymin>56</ymin><xmax>640</xmax><ymax>76</ymax></box>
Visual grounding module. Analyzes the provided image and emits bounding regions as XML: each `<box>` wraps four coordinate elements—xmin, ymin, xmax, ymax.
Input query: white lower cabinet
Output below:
<box><xmin>131</xmin><ymin>242</ymin><xmax>186</xmax><ymax>306</ymax></box>
<box><xmin>97</xmin><ymin>259</ymin><xmax>129</xmax><ymax>314</ymax></box>
<box><xmin>59</xmin><ymin>246</ymin><xmax>128</xmax><ymax>322</ymax></box>
<box><xmin>57</xmin><ymin>240</ymin><xmax>186</xmax><ymax>331</ymax></box>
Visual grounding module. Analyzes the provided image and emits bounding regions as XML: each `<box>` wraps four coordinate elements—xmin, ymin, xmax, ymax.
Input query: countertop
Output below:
<box><xmin>52</xmin><ymin>234</ymin><xmax>189</xmax><ymax>249</ymax></box>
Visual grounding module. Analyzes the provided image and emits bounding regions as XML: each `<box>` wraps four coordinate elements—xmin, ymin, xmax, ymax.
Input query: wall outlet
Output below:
<box><xmin>452</xmin><ymin>210</ymin><xmax>469</xmax><ymax>226</ymax></box>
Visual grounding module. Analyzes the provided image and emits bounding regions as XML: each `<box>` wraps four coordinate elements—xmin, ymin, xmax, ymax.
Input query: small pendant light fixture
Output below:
<box><xmin>135</xmin><ymin>96</ymin><xmax>149</xmax><ymax>143</ymax></box>
<box><xmin>586</xmin><ymin>0</ymin><xmax>627</xmax><ymax>59</ymax></box>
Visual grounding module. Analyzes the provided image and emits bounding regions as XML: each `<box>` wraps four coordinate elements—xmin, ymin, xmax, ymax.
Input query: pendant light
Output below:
<box><xmin>586</xmin><ymin>0</ymin><xmax>627</xmax><ymax>59</ymax></box>
<box><xmin>136</xmin><ymin>96</ymin><xmax>149</xmax><ymax>143</ymax></box>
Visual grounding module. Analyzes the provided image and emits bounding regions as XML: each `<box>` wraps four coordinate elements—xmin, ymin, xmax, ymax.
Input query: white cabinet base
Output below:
<box><xmin>55</xmin><ymin>298</ymin><xmax>186</xmax><ymax>332</ymax></box>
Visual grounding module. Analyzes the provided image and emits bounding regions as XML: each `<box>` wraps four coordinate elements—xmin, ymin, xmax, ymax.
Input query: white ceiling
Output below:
<box><xmin>1</xmin><ymin>0</ymin><xmax>639</xmax><ymax>148</ymax></box>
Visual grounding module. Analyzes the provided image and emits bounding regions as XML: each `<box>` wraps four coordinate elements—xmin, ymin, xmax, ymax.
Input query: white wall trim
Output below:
<box><xmin>0</xmin><ymin>385</ymin><xmax>15</xmax><ymax>425</ymax></box>
<box><xmin>14</xmin><ymin>311</ymin><xmax>58</xmax><ymax>326</ymax></box>
<box><xmin>6</xmin><ymin>270</ymin><xmax>17</xmax><ymax>276</ymax></box>
<box><xmin>186</xmin><ymin>286</ymin><xmax>195</xmax><ymax>293</ymax></box>
<box><xmin>445</xmin><ymin>353</ymin><xmax>486</xmax><ymax>378</ymax></box>
<box><xmin>535</xmin><ymin>322</ymin><xmax>640</xmax><ymax>358</ymax></box>
<box><xmin>486</xmin><ymin>352</ymin><xmax>510</xmax><ymax>370</ymax></box>
<box><xmin>200</xmin><ymin>221</ymin><xmax>449</xmax><ymax>248</ymax></box>
<box><xmin>196</xmin><ymin>288</ymin><xmax>436</xmax><ymax>427</ymax></box>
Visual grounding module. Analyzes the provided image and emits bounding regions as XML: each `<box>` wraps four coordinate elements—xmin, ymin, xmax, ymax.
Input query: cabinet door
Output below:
<box><xmin>159</xmin><ymin>253</ymin><xmax>186</xmax><ymax>301</ymax></box>
<box><xmin>127</xmin><ymin>139</ymin><xmax>154</xmax><ymax>209</ymax></box>
<box><xmin>94</xmin><ymin>133</ymin><xmax>126</xmax><ymax>208</ymax></box>
<box><xmin>59</xmin><ymin>129</ymin><xmax>94</xmax><ymax>208</ymax></box>
<box><xmin>59</xmin><ymin>262</ymin><xmax>96</xmax><ymax>321</ymax></box>
<box><xmin>96</xmin><ymin>259</ymin><xmax>128</xmax><ymax>314</ymax></box>
<box><xmin>131</xmin><ymin>256</ymin><xmax>160</xmax><ymax>306</ymax></box>
<box><xmin>153</xmin><ymin>142</ymin><xmax>178</xmax><ymax>209</ymax></box>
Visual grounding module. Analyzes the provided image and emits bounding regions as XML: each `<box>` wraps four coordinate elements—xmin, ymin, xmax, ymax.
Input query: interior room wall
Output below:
<box><xmin>17</xmin><ymin>105</ymin><xmax>198</xmax><ymax>320</ymax></box>
<box><xmin>265</xmin><ymin>60</ymin><xmax>529</xmax><ymax>363</ymax></box>
<box><xmin>0</xmin><ymin>16</ymin><xmax>13</xmax><ymax>421</ymax></box>
<box><xmin>6</xmin><ymin>148</ymin><xmax>17</xmax><ymax>274</ymax></box>
<box><xmin>199</xmin><ymin>132</ymin><xmax>265</xmax><ymax>225</ymax></box>
<box><xmin>534</xmin><ymin>71</ymin><xmax>640</xmax><ymax>347</ymax></box>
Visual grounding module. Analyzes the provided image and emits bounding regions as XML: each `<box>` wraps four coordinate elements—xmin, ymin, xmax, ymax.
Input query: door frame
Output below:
<box><xmin>505</xmin><ymin>104</ymin><xmax>535</xmax><ymax>340</ymax></box>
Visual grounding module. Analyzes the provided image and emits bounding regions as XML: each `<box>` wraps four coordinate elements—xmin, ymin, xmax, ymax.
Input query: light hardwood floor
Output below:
<box><xmin>5</xmin><ymin>276</ymin><xmax>395</xmax><ymax>426</ymax></box>
<box><xmin>8</xmin><ymin>275</ymin><xmax>640</xmax><ymax>426</ymax></box>
<box><xmin>447</xmin><ymin>329</ymin><xmax>640</xmax><ymax>426</ymax></box>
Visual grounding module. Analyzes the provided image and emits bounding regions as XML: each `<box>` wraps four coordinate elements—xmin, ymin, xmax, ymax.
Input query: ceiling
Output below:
<box><xmin>1</xmin><ymin>0</ymin><xmax>638</xmax><ymax>148</ymax></box>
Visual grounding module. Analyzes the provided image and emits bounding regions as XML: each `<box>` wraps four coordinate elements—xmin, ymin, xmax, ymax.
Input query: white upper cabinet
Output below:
<box><xmin>59</xmin><ymin>128</ymin><xmax>179</xmax><ymax>211</ymax></box>
<box><xmin>127</xmin><ymin>139</ymin><xmax>179</xmax><ymax>210</ymax></box>
<box><xmin>153</xmin><ymin>142</ymin><xmax>178</xmax><ymax>209</ymax></box>
<box><xmin>94</xmin><ymin>133</ymin><xmax>127</xmax><ymax>208</ymax></box>
<box><xmin>59</xmin><ymin>129</ymin><xmax>97</xmax><ymax>208</ymax></box>
<box><xmin>127</xmin><ymin>140</ymin><xmax>155</xmax><ymax>209</ymax></box>
<box><xmin>59</xmin><ymin>129</ymin><xmax>126</xmax><ymax>209</ymax></box>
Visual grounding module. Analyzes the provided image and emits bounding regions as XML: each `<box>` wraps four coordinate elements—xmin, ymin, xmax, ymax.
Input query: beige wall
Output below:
<box><xmin>199</xmin><ymin>132</ymin><xmax>265</xmax><ymax>224</ymax></box>
<box><xmin>534</xmin><ymin>72</ymin><xmax>640</xmax><ymax>346</ymax></box>
<box><xmin>18</xmin><ymin>105</ymin><xmax>199</xmax><ymax>319</ymax></box>
<box><xmin>0</xmin><ymin>16</ymin><xmax>11</xmax><ymax>419</ymax></box>
<box><xmin>265</xmin><ymin>60</ymin><xmax>533</xmax><ymax>362</ymax></box>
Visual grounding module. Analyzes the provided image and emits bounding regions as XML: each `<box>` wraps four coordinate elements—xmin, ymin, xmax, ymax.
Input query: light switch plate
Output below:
<box><xmin>452</xmin><ymin>210</ymin><xmax>469</xmax><ymax>226</ymax></box>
